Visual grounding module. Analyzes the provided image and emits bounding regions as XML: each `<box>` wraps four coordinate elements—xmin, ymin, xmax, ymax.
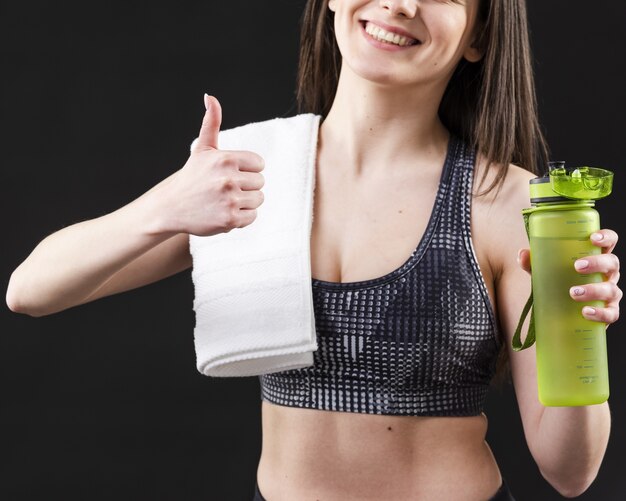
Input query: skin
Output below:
<box><xmin>6</xmin><ymin>0</ymin><xmax>621</xmax><ymax>499</ymax></box>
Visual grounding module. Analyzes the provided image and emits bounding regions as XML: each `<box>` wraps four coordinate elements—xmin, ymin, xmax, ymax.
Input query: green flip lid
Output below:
<box><xmin>529</xmin><ymin>162</ymin><xmax>613</xmax><ymax>203</ymax></box>
<box><xmin>549</xmin><ymin>166</ymin><xmax>613</xmax><ymax>200</ymax></box>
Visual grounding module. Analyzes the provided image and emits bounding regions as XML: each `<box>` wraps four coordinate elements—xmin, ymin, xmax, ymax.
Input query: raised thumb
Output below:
<box><xmin>195</xmin><ymin>94</ymin><xmax>222</xmax><ymax>151</ymax></box>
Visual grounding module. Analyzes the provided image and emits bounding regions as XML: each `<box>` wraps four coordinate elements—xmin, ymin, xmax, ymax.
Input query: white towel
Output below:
<box><xmin>189</xmin><ymin>113</ymin><xmax>322</xmax><ymax>377</ymax></box>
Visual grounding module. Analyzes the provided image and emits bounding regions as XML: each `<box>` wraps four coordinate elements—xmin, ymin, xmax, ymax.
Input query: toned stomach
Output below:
<box><xmin>257</xmin><ymin>401</ymin><xmax>502</xmax><ymax>501</ymax></box>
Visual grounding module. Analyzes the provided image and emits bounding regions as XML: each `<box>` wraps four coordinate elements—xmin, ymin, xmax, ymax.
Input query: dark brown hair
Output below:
<box><xmin>296</xmin><ymin>0</ymin><xmax>550</xmax><ymax>387</ymax></box>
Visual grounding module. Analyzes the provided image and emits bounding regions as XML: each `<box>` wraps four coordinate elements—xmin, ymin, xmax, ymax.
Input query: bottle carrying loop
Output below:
<box><xmin>512</xmin><ymin>212</ymin><xmax>536</xmax><ymax>351</ymax></box>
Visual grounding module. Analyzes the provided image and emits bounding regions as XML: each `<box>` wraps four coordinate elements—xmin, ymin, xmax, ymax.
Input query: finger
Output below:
<box><xmin>234</xmin><ymin>208</ymin><xmax>258</xmax><ymax>228</ymax></box>
<box><xmin>238</xmin><ymin>172</ymin><xmax>265</xmax><ymax>191</ymax></box>
<box><xmin>574</xmin><ymin>253</ymin><xmax>620</xmax><ymax>278</ymax></box>
<box><xmin>582</xmin><ymin>304</ymin><xmax>620</xmax><ymax>324</ymax></box>
<box><xmin>590</xmin><ymin>229</ymin><xmax>618</xmax><ymax>254</ymax></box>
<box><xmin>195</xmin><ymin>94</ymin><xmax>222</xmax><ymax>151</ymax></box>
<box><xmin>238</xmin><ymin>190</ymin><xmax>264</xmax><ymax>209</ymax></box>
<box><xmin>225</xmin><ymin>150</ymin><xmax>265</xmax><ymax>172</ymax></box>
<box><xmin>570</xmin><ymin>282</ymin><xmax>622</xmax><ymax>303</ymax></box>
<box><xmin>517</xmin><ymin>248</ymin><xmax>531</xmax><ymax>274</ymax></box>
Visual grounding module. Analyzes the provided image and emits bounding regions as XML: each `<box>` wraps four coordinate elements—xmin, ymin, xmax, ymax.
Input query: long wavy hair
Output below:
<box><xmin>295</xmin><ymin>0</ymin><xmax>550</xmax><ymax>387</ymax></box>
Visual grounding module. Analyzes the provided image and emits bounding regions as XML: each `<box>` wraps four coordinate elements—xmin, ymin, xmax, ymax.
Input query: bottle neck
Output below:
<box><xmin>531</xmin><ymin>200</ymin><xmax>596</xmax><ymax>209</ymax></box>
<box><xmin>523</xmin><ymin>200</ymin><xmax>596</xmax><ymax>216</ymax></box>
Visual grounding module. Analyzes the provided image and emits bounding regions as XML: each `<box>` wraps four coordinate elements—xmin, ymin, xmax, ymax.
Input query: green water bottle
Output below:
<box><xmin>513</xmin><ymin>162</ymin><xmax>613</xmax><ymax>406</ymax></box>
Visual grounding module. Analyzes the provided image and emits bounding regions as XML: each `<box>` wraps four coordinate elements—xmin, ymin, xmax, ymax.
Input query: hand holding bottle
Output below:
<box><xmin>152</xmin><ymin>94</ymin><xmax>265</xmax><ymax>237</ymax></box>
<box><xmin>517</xmin><ymin>229</ymin><xmax>621</xmax><ymax>324</ymax></box>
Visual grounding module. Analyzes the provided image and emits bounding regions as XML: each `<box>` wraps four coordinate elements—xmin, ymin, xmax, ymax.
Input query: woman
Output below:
<box><xmin>7</xmin><ymin>0</ymin><xmax>621</xmax><ymax>499</ymax></box>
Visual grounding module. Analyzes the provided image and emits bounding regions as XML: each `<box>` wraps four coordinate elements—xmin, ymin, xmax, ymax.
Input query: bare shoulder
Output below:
<box><xmin>473</xmin><ymin>154</ymin><xmax>536</xmax><ymax>210</ymax></box>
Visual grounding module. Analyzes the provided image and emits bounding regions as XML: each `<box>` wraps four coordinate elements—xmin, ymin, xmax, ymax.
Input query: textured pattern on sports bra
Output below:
<box><xmin>259</xmin><ymin>135</ymin><xmax>500</xmax><ymax>416</ymax></box>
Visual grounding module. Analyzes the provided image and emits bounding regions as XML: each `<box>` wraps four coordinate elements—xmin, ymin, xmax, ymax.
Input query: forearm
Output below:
<box><xmin>6</xmin><ymin>187</ymin><xmax>173</xmax><ymax>317</ymax></box>
<box><xmin>535</xmin><ymin>401</ymin><xmax>611</xmax><ymax>497</ymax></box>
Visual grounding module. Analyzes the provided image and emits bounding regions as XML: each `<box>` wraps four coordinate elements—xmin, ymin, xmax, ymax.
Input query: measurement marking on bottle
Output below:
<box><xmin>583</xmin><ymin>359</ymin><xmax>595</xmax><ymax>362</ymax></box>
<box><xmin>583</xmin><ymin>347</ymin><xmax>593</xmax><ymax>350</ymax></box>
<box><xmin>583</xmin><ymin>337</ymin><xmax>594</xmax><ymax>340</ymax></box>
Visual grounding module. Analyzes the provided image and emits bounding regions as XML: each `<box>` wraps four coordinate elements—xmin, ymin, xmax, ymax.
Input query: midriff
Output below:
<box><xmin>256</xmin><ymin>400</ymin><xmax>503</xmax><ymax>501</ymax></box>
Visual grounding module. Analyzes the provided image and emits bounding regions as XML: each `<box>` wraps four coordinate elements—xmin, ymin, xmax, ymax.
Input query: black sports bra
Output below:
<box><xmin>259</xmin><ymin>135</ymin><xmax>501</xmax><ymax>416</ymax></box>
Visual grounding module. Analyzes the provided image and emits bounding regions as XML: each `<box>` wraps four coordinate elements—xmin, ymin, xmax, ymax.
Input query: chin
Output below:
<box><xmin>348</xmin><ymin>62</ymin><xmax>416</xmax><ymax>87</ymax></box>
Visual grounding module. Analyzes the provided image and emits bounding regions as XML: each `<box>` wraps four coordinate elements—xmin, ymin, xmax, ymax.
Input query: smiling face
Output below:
<box><xmin>327</xmin><ymin>0</ymin><xmax>483</xmax><ymax>87</ymax></box>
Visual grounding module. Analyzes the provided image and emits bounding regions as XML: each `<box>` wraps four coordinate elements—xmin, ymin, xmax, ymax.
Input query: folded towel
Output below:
<box><xmin>189</xmin><ymin>113</ymin><xmax>322</xmax><ymax>377</ymax></box>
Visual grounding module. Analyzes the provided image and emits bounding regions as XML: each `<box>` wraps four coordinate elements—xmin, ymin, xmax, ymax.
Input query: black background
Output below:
<box><xmin>2</xmin><ymin>1</ymin><xmax>625</xmax><ymax>499</ymax></box>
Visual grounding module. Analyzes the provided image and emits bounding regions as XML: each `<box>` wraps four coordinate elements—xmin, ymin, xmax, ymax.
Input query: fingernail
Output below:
<box><xmin>591</xmin><ymin>233</ymin><xmax>604</xmax><ymax>241</ymax></box>
<box><xmin>571</xmin><ymin>287</ymin><xmax>585</xmax><ymax>297</ymax></box>
<box><xmin>583</xmin><ymin>306</ymin><xmax>596</xmax><ymax>316</ymax></box>
<box><xmin>575</xmin><ymin>259</ymin><xmax>589</xmax><ymax>271</ymax></box>
<box><xmin>204</xmin><ymin>93</ymin><xmax>211</xmax><ymax>110</ymax></box>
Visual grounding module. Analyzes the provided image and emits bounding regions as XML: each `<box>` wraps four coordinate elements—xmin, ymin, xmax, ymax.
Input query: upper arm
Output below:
<box><xmin>77</xmin><ymin>232</ymin><xmax>192</xmax><ymax>305</ymax></box>
<box><xmin>485</xmin><ymin>165</ymin><xmax>547</xmax><ymax>458</ymax></box>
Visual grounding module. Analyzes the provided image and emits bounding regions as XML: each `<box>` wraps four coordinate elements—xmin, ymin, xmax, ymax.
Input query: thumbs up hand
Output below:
<box><xmin>156</xmin><ymin>94</ymin><xmax>265</xmax><ymax>237</ymax></box>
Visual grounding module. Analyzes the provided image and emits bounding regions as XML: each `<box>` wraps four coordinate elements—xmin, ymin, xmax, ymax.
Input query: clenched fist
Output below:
<box><xmin>154</xmin><ymin>94</ymin><xmax>265</xmax><ymax>236</ymax></box>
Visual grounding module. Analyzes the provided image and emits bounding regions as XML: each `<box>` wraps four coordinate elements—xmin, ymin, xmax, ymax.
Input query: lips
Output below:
<box><xmin>360</xmin><ymin>20</ymin><xmax>422</xmax><ymax>45</ymax></box>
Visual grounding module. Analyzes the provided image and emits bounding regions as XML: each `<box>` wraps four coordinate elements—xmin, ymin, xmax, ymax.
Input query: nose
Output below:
<box><xmin>379</xmin><ymin>0</ymin><xmax>418</xmax><ymax>18</ymax></box>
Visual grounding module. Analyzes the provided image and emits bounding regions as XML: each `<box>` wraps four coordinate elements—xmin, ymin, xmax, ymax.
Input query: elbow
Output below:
<box><xmin>6</xmin><ymin>272</ymin><xmax>46</xmax><ymax>317</ymax></box>
<box><xmin>7</xmin><ymin>301</ymin><xmax>45</xmax><ymax>318</ymax></box>
<box><xmin>6</xmin><ymin>272</ymin><xmax>25</xmax><ymax>313</ymax></box>
<box><xmin>540</xmin><ymin>468</ymin><xmax>598</xmax><ymax>498</ymax></box>
<box><xmin>556</xmin><ymin>481</ymin><xmax>594</xmax><ymax>499</ymax></box>
<box><xmin>6</xmin><ymin>290</ymin><xmax>22</xmax><ymax>314</ymax></box>
<box><xmin>6</xmin><ymin>289</ymin><xmax>40</xmax><ymax>318</ymax></box>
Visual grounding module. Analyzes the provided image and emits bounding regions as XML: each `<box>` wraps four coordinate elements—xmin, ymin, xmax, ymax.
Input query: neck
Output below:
<box><xmin>319</xmin><ymin>63</ymin><xmax>451</xmax><ymax>177</ymax></box>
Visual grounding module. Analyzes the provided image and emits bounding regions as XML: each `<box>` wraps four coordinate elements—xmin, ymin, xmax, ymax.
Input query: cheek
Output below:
<box><xmin>333</xmin><ymin>11</ymin><xmax>358</xmax><ymax>59</ymax></box>
<box><xmin>333</xmin><ymin>16</ymin><xmax>348</xmax><ymax>58</ymax></box>
<box><xmin>424</xmin><ymin>10</ymin><xmax>471</xmax><ymax>58</ymax></box>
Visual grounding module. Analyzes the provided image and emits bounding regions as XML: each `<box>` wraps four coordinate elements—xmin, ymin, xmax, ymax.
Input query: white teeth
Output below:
<box><xmin>364</xmin><ymin>21</ymin><xmax>417</xmax><ymax>47</ymax></box>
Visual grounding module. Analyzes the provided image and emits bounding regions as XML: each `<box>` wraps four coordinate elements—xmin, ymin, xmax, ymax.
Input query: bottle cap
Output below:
<box><xmin>549</xmin><ymin>166</ymin><xmax>613</xmax><ymax>200</ymax></box>
<box><xmin>529</xmin><ymin>162</ymin><xmax>613</xmax><ymax>203</ymax></box>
